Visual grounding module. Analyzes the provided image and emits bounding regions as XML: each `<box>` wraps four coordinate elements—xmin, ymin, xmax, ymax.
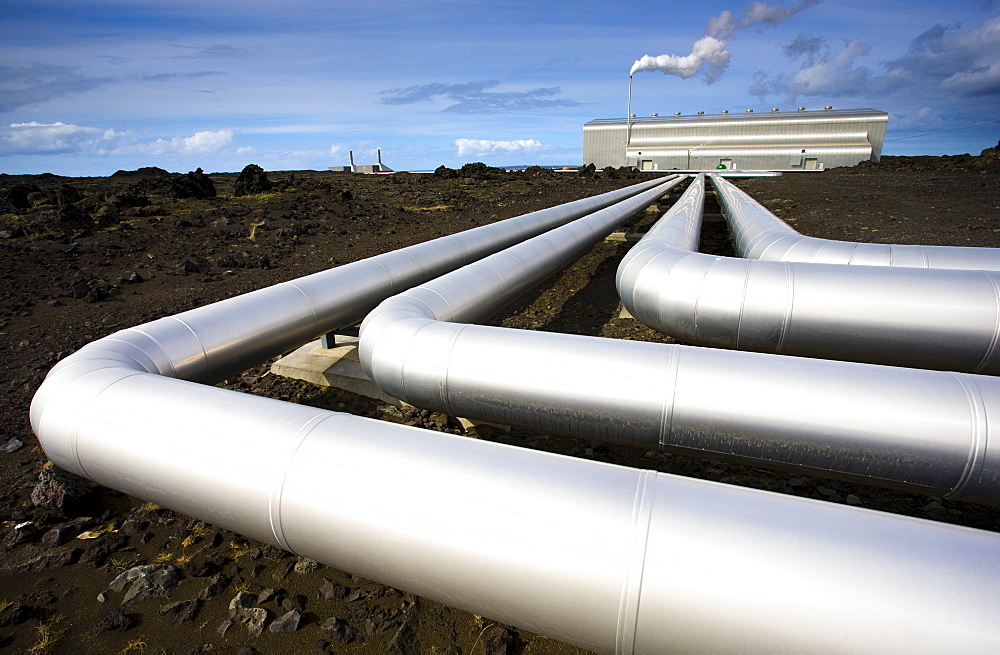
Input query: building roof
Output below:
<box><xmin>585</xmin><ymin>108</ymin><xmax>888</xmax><ymax>128</ymax></box>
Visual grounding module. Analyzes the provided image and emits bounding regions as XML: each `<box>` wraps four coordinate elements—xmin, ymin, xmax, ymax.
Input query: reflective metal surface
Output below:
<box><xmin>362</xmin><ymin>175</ymin><xmax>1000</xmax><ymax>505</ymax></box>
<box><xmin>618</xmin><ymin>175</ymin><xmax>1000</xmax><ymax>374</ymax></box>
<box><xmin>30</xmin><ymin>175</ymin><xmax>1000</xmax><ymax>653</ymax></box>
<box><xmin>713</xmin><ymin>174</ymin><xmax>1000</xmax><ymax>270</ymax></box>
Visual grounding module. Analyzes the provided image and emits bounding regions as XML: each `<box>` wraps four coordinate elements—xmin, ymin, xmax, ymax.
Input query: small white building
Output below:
<box><xmin>329</xmin><ymin>149</ymin><xmax>393</xmax><ymax>174</ymax></box>
<box><xmin>583</xmin><ymin>107</ymin><xmax>888</xmax><ymax>171</ymax></box>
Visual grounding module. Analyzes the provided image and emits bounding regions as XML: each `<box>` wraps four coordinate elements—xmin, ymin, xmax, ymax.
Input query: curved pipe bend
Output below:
<box><xmin>712</xmin><ymin>174</ymin><xmax>1000</xmax><ymax>270</ymax></box>
<box><xmin>619</xmin><ymin>175</ymin><xmax>1000</xmax><ymax>375</ymax></box>
<box><xmin>363</xmin><ymin>175</ymin><xmax>1000</xmax><ymax>507</ymax></box>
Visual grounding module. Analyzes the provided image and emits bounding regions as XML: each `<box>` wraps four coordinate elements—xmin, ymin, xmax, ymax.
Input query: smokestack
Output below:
<box><xmin>377</xmin><ymin>149</ymin><xmax>383</xmax><ymax>169</ymax></box>
<box><xmin>349</xmin><ymin>150</ymin><xmax>356</xmax><ymax>173</ymax></box>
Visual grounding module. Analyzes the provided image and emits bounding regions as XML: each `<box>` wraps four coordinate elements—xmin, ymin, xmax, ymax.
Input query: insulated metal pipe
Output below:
<box><xmin>29</xmin><ymin>184</ymin><xmax>1000</xmax><ymax>653</ymax></box>
<box><xmin>361</xmin><ymin>178</ymin><xmax>1000</xmax><ymax>505</ymax></box>
<box><xmin>618</xmin><ymin>175</ymin><xmax>1000</xmax><ymax>374</ymax></box>
<box><xmin>29</xmin><ymin>364</ymin><xmax>1000</xmax><ymax>653</ymax></box>
<box><xmin>43</xmin><ymin>176</ymin><xmax>671</xmax><ymax>388</ymax></box>
<box><xmin>713</xmin><ymin>174</ymin><xmax>1000</xmax><ymax>270</ymax></box>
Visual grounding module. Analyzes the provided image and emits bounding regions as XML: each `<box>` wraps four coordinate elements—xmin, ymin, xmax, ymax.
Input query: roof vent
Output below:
<box><xmin>651</xmin><ymin>113</ymin><xmax>658</xmax><ymax>117</ymax></box>
<box><xmin>772</xmin><ymin>108</ymin><xmax>780</xmax><ymax>113</ymax></box>
<box><xmin>629</xmin><ymin>114</ymin><xmax>636</xmax><ymax>119</ymax></box>
<box><xmin>674</xmin><ymin>112</ymin><xmax>681</xmax><ymax>116</ymax></box>
<box><xmin>824</xmin><ymin>106</ymin><xmax>833</xmax><ymax>111</ymax></box>
<box><xmin>697</xmin><ymin>111</ymin><xmax>704</xmax><ymax>115</ymax></box>
<box><xmin>746</xmin><ymin>109</ymin><xmax>754</xmax><ymax>113</ymax></box>
<box><xmin>721</xmin><ymin>110</ymin><xmax>729</xmax><ymax>114</ymax></box>
<box><xmin>797</xmin><ymin>107</ymin><xmax>806</xmax><ymax>112</ymax></box>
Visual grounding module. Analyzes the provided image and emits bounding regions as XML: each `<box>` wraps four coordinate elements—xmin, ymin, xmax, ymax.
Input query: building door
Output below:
<box><xmin>640</xmin><ymin>160</ymin><xmax>654</xmax><ymax>171</ymax></box>
<box><xmin>805</xmin><ymin>158</ymin><xmax>819</xmax><ymax>170</ymax></box>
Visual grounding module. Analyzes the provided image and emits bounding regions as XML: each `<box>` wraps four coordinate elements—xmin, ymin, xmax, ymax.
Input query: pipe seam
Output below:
<box><xmin>71</xmin><ymin>369</ymin><xmax>146</xmax><ymax>480</ymax></box>
<box><xmin>268</xmin><ymin>412</ymin><xmax>337</xmax><ymax>552</ymax></box>
<box><xmin>616</xmin><ymin>469</ymin><xmax>657</xmax><ymax>655</ymax></box>
<box><xmin>777</xmin><ymin>262</ymin><xmax>794</xmax><ymax>354</ymax></box>
<box><xmin>438</xmin><ymin>322</ymin><xmax>471</xmax><ymax>418</ymax></box>
<box><xmin>946</xmin><ymin>375</ymin><xmax>989</xmax><ymax>502</ymax></box>
<box><xmin>975</xmin><ymin>272</ymin><xmax>1000</xmax><ymax>375</ymax></box>
<box><xmin>656</xmin><ymin>348</ymin><xmax>681</xmax><ymax>450</ymax></box>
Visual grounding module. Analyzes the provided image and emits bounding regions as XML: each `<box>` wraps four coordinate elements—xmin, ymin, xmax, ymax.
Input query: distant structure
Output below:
<box><xmin>329</xmin><ymin>149</ymin><xmax>393</xmax><ymax>174</ymax></box>
<box><xmin>583</xmin><ymin>107</ymin><xmax>888</xmax><ymax>171</ymax></box>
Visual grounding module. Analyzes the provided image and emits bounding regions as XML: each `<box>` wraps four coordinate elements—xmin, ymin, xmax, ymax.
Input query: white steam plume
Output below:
<box><xmin>630</xmin><ymin>0</ymin><xmax>821</xmax><ymax>81</ymax></box>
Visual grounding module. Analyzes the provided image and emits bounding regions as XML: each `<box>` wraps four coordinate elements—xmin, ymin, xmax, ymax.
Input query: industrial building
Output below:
<box><xmin>329</xmin><ymin>149</ymin><xmax>393</xmax><ymax>174</ymax></box>
<box><xmin>583</xmin><ymin>107</ymin><xmax>888</xmax><ymax>171</ymax></box>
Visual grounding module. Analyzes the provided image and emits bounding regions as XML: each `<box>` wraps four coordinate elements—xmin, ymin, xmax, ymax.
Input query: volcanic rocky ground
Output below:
<box><xmin>0</xmin><ymin>153</ymin><xmax>998</xmax><ymax>653</ymax></box>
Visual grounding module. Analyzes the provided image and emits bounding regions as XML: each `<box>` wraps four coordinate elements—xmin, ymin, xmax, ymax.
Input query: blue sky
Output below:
<box><xmin>1</xmin><ymin>0</ymin><xmax>998</xmax><ymax>175</ymax></box>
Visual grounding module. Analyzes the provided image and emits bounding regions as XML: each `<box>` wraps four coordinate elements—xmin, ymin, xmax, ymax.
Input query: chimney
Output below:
<box><xmin>349</xmin><ymin>150</ymin><xmax>356</xmax><ymax>173</ymax></box>
<box><xmin>377</xmin><ymin>149</ymin><xmax>383</xmax><ymax>169</ymax></box>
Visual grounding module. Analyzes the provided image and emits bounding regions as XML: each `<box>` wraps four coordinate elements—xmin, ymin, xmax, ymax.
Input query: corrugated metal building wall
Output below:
<box><xmin>583</xmin><ymin>108</ymin><xmax>888</xmax><ymax>171</ymax></box>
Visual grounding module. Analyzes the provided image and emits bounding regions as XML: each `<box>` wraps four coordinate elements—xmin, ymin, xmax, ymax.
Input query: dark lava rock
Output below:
<box><xmin>433</xmin><ymin>165</ymin><xmax>459</xmax><ymax>179</ymax></box>
<box><xmin>4</xmin><ymin>521</ymin><xmax>37</xmax><ymax>547</ymax></box>
<box><xmin>481</xmin><ymin>623</ymin><xmax>520</xmax><ymax>655</ymax></box>
<box><xmin>172</xmin><ymin>168</ymin><xmax>216</xmax><ymax>199</ymax></box>
<box><xmin>578</xmin><ymin>163</ymin><xmax>597</xmax><ymax>178</ymax></box>
<box><xmin>31</xmin><ymin>465</ymin><xmax>96</xmax><ymax>516</ymax></box>
<box><xmin>269</xmin><ymin>609</ymin><xmax>303</xmax><ymax>633</ymax></box>
<box><xmin>234</xmin><ymin>164</ymin><xmax>272</xmax><ymax>197</ymax></box>
<box><xmin>93</xmin><ymin>204</ymin><xmax>120</xmax><ymax>227</ymax></box>
<box><xmin>160</xmin><ymin>599</ymin><xmax>200</xmax><ymax>624</ymax></box>
<box><xmin>113</xmin><ymin>167</ymin><xmax>215</xmax><ymax>199</ymax></box>
<box><xmin>0</xmin><ymin>600</ymin><xmax>34</xmax><ymax>626</ymax></box>
<box><xmin>79</xmin><ymin>531</ymin><xmax>128</xmax><ymax>564</ymax></box>
<box><xmin>30</xmin><ymin>204</ymin><xmax>93</xmax><ymax>234</ymax></box>
<box><xmin>229</xmin><ymin>591</ymin><xmax>269</xmax><ymax>636</ymax></box>
<box><xmin>1</xmin><ymin>437</ymin><xmax>23</xmax><ymax>453</ymax></box>
<box><xmin>178</xmin><ymin>255</ymin><xmax>211</xmax><ymax>275</ymax></box>
<box><xmin>321</xmin><ymin>616</ymin><xmax>358</xmax><ymax>644</ymax></box>
<box><xmin>42</xmin><ymin>516</ymin><xmax>96</xmax><ymax>547</ymax></box>
<box><xmin>318</xmin><ymin>578</ymin><xmax>348</xmax><ymax>601</ymax></box>
<box><xmin>388</xmin><ymin>619</ymin><xmax>420</xmax><ymax>655</ymax></box>
<box><xmin>4</xmin><ymin>546</ymin><xmax>82</xmax><ymax>573</ymax></box>
<box><xmin>92</xmin><ymin>607</ymin><xmax>135</xmax><ymax>634</ymax></box>
<box><xmin>6</xmin><ymin>183</ymin><xmax>42</xmax><ymax>209</ymax></box>
<box><xmin>198</xmin><ymin>572</ymin><xmax>230</xmax><ymax>600</ymax></box>
<box><xmin>55</xmin><ymin>183</ymin><xmax>82</xmax><ymax>207</ymax></box>
<box><xmin>281</xmin><ymin>593</ymin><xmax>306</xmax><ymax>613</ymax></box>
<box><xmin>459</xmin><ymin>162</ymin><xmax>503</xmax><ymax>180</ymax></box>
<box><xmin>186</xmin><ymin>552</ymin><xmax>225</xmax><ymax>577</ymax></box>
<box><xmin>109</xmin><ymin>564</ymin><xmax>180</xmax><ymax>604</ymax></box>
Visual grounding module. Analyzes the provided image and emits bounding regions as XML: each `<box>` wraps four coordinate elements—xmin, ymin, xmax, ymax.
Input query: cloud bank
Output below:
<box><xmin>749</xmin><ymin>37</ymin><xmax>871</xmax><ymax>101</ymax></box>
<box><xmin>455</xmin><ymin>138</ymin><xmax>543</xmax><ymax>156</ymax></box>
<box><xmin>380</xmin><ymin>81</ymin><xmax>580</xmax><ymax>113</ymax></box>
<box><xmin>750</xmin><ymin>16</ymin><xmax>1000</xmax><ymax>102</ymax></box>
<box><xmin>630</xmin><ymin>0</ymin><xmax>821</xmax><ymax>82</ymax></box>
<box><xmin>0</xmin><ymin>121</ymin><xmax>234</xmax><ymax>157</ymax></box>
<box><xmin>0</xmin><ymin>64</ymin><xmax>116</xmax><ymax>113</ymax></box>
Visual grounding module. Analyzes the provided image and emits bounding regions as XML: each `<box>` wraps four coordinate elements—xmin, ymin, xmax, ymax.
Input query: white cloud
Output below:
<box><xmin>750</xmin><ymin>37</ymin><xmax>871</xmax><ymax>101</ymax></box>
<box><xmin>891</xmin><ymin>106</ymin><xmax>944</xmax><ymax>129</ymax></box>
<box><xmin>0</xmin><ymin>122</ymin><xmax>237</xmax><ymax>158</ymax></box>
<box><xmin>885</xmin><ymin>16</ymin><xmax>1000</xmax><ymax>97</ymax></box>
<box><xmin>787</xmin><ymin>38</ymin><xmax>870</xmax><ymax>96</ymax></box>
<box><xmin>1</xmin><ymin>121</ymin><xmax>130</xmax><ymax>155</ymax></box>
<box><xmin>455</xmin><ymin>138</ymin><xmax>543</xmax><ymax>156</ymax></box>
<box><xmin>141</xmin><ymin>129</ymin><xmax>234</xmax><ymax>155</ymax></box>
<box><xmin>330</xmin><ymin>143</ymin><xmax>345</xmax><ymax>156</ymax></box>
